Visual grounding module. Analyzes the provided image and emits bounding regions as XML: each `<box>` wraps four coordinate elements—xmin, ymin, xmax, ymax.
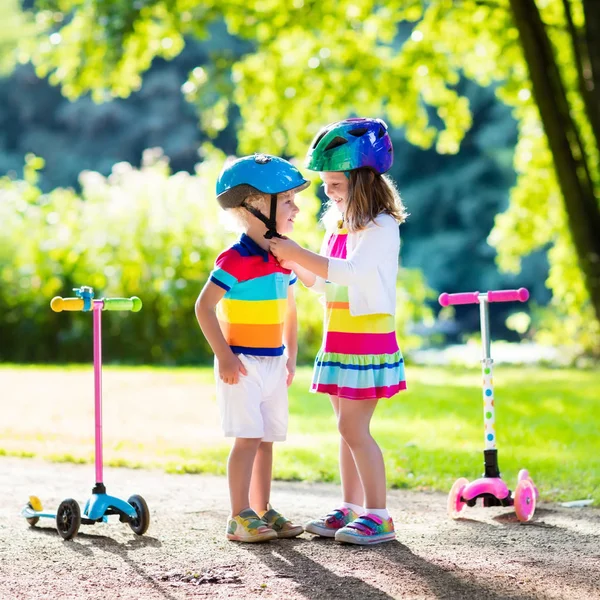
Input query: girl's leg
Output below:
<box><xmin>337</xmin><ymin>398</ymin><xmax>387</xmax><ymax>509</ymax></box>
<box><xmin>228</xmin><ymin>437</ymin><xmax>262</xmax><ymax>516</ymax></box>
<box><xmin>249</xmin><ymin>441</ymin><xmax>273</xmax><ymax>513</ymax></box>
<box><xmin>330</xmin><ymin>395</ymin><xmax>364</xmax><ymax>507</ymax></box>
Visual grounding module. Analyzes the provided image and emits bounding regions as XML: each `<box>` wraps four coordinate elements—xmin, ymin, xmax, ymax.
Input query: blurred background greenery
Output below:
<box><xmin>1</xmin><ymin>0</ymin><xmax>600</xmax><ymax>365</ymax></box>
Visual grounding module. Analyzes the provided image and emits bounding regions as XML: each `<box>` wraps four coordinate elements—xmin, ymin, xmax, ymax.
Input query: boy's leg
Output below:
<box><xmin>331</xmin><ymin>395</ymin><xmax>364</xmax><ymax>508</ymax></box>
<box><xmin>255</xmin><ymin>356</ymin><xmax>302</xmax><ymax>538</ymax></box>
<box><xmin>249</xmin><ymin>441</ymin><xmax>273</xmax><ymax>513</ymax></box>
<box><xmin>226</xmin><ymin>437</ymin><xmax>277</xmax><ymax>542</ymax></box>
<box><xmin>228</xmin><ymin>437</ymin><xmax>262</xmax><ymax>516</ymax></box>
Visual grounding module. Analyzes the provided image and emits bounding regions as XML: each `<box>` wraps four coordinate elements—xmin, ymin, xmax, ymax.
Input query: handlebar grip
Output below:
<box><xmin>438</xmin><ymin>292</ymin><xmax>480</xmax><ymax>307</ymax></box>
<box><xmin>50</xmin><ymin>297</ymin><xmax>84</xmax><ymax>312</ymax></box>
<box><xmin>102</xmin><ymin>297</ymin><xmax>142</xmax><ymax>312</ymax></box>
<box><xmin>487</xmin><ymin>288</ymin><xmax>529</xmax><ymax>303</ymax></box>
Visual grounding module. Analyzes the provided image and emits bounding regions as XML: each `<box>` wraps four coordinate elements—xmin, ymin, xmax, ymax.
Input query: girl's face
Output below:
<box><xmin>275</xmin><ymin>190</ymin><xmax>300</xmax><ymax>235</ymax></box>
<box><xmin>320</xmin><ymin>171</ymin><xmax>349</xmax><ymax>214</ymax></box>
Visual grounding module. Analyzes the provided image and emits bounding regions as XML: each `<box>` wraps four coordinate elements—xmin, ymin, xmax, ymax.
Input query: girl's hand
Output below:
<box><xmin>286</xmin><ymin>356</ymin><xmax>297</xmax><ymax>387</ymax></box>
<box><xmin>218</xmin><ymin>354</ymin><xmax>248</xmax><ymax>385</ymax></box>
<box><xmin>269</xmin><ymin>237</ymin><xmax>300</xmax><ymax>262</ymax></box>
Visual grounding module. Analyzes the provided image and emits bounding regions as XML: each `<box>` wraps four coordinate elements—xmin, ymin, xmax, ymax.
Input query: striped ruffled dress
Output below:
<box><xmin>311</xmin><ymin>225</ymin><xmax>407</xmax><ymax>400</ymax></box>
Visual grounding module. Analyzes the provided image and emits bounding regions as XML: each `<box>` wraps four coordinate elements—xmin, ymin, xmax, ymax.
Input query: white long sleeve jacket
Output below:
<box><xmin>310</xmin><ymin>213</ymin><xmax>400</xmax><ymax>316</ymax></box>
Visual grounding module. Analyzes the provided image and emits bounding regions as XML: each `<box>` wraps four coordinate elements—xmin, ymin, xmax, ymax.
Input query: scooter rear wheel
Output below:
<box><xmin>128</xmin><ymin>494</ymin><xmax>150</xmax><ymax>535</ymax></box>
<box><xmin>25</xmin><ymin>502</ymin><xmax>39</xmax><ymax>527</ymax></box>
<box><xmin>56</xmin><ymin>498</ymin><xmax>81</xmax><ymax>540</ymax></box>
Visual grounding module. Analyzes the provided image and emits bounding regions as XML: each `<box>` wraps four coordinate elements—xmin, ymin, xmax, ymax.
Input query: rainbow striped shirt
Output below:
<box><xmin>210</xmin><ymin>234</ymin><xmax>296</xmax><ymax>357</ymax></box>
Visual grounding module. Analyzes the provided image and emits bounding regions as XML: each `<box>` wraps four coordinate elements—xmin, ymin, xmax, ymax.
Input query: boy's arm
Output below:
<box><xmin>283</xmin><ymin>284</ymin><xmax>298</xmax><ymax>387</ymax></box>
<box><xmin>195</xmin><ymin>281</ymin><xmax>247</xmax><ymax>385</ymax></box>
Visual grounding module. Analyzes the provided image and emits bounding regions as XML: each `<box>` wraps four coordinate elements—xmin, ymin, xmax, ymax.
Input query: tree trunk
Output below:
<box><xmin>582</xmin><ymin>0</ymin><xmax>600</xmax><ymax>143</ymax></box>
<box><xmin>563</xmin><ymin>0</ymin><xmax>600</xmax><ymax>154</ymax></box>
<box><xmin>509</xmin><ymin>0</ymin><xmax>600</xmax><ymax>329</ymax></box>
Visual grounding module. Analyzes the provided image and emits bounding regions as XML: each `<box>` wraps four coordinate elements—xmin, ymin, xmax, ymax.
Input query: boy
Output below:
<box><xmin>195</xmin><ymin>154</ymin><xmax>309</xmax><ymax>542</ymax></box>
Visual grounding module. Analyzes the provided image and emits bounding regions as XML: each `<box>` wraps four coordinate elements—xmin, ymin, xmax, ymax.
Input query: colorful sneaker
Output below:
<box><xmin>226</xmin><ymin>508</ymin><xmax>278</xmax><ymax>543</ymax></box>
<box><xmin>261</xmin><ymin>505</ymin><xmax>304</xmax><ymax>539</ymax></box>
<box><xmin>304</xmin><ymin>507</ymin><xmax>359</xmax><ymax>538</ymax></box>
<box><xmin>334</xmin><ymin>513</ymin><xmax>396</xmax><ymax>545</ymax></box>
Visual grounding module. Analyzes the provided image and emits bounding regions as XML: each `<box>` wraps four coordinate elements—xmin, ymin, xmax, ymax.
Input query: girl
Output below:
<box><xmin>269</xmin><ymin>118</ymin><xmax>407</xmax><ymax>545</ymax></box>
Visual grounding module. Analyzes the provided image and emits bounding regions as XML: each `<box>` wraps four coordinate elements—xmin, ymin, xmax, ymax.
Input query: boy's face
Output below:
<box><xmin>275</xmin><ymin>190</ymin><xmax>300</xmax><ymax>235</ymax></box>
<box><xmin>320</xmin><ymin>171</ymin><xmax>349</xmax><ymax>214</ymax></box>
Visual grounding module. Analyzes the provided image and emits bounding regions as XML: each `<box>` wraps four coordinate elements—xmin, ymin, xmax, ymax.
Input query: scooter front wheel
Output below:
<box><xmin>56</xmin><ymin>498</ymin><xmax>81</xmax><ymax>540</ymax></box>
<box><xmin>518</xmin><ymin>468</ymin><xmax>539</xmax><ymax>501</ymax></box>
<box><xmin>128</xmin><ymin>494</ymin><xmax>150</xmax><ymax>535</ymax></box>
<box><xmin>514</xmin><ymin>479</ymin><xmax>536</xmax><ymax>522</ymax></box>
<box><xmin>448</xmin><ymin>477</ymin><xmax>469</xmax><ymax>519</ymax></box>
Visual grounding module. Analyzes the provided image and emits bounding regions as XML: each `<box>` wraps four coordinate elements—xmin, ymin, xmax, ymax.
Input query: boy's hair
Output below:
<box><xmin>322</xmin><ymin>168</ymin><xmax>408</xmax><ymax>232</ymax></box>
<box><xmin>222</xmin><ymin>192</ymin><xmax>269</xmax><ymax>232</ymax></box>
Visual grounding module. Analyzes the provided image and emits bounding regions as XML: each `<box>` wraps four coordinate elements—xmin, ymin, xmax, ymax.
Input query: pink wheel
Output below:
<box><xmin>514</xmin><ymin>479</ymin><xmax>536</xmax><ymax>522</ymax></box>
<box><xmin>518</xmin><ymin>468</ymin><xmax>539</xmax><ymax>500</ymax></box>
<box><xmin>448</xmin><ymin>477</ymin><xmax>469</xmax><ymax>519</ymax></box>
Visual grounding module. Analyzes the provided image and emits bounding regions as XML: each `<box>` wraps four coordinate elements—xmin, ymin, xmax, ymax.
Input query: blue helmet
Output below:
<box><xmin>216</xmin><ymin>154</ymin><xmax>309</xmax><ymax>209</ymax></box>
<box><xmin>216</xmin><ymin>154</ymin><xmax>310</xmax><ymax>239</ymax></box>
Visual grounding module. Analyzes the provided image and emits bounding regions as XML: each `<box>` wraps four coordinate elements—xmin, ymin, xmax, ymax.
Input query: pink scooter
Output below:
<box><xmin>438</xmin><ymin>288</ymin><xmax>538</xmax><ymax>522</ymax></box>
<box><xmin>22</xmin><ymin>286</ymin><xmax>149</xmax><ymax>539</ymax></box>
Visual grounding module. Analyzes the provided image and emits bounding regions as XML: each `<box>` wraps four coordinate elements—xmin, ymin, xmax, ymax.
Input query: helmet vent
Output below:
<box><xmin>311</xmin><ymin>131</ymin><xmax>327</xmax><ymax>149</ymax></box>
<box><xmin>348</xmin><ymin>127</ymin><xmax>369</xmax><ymax>137</ymax></box>
<box><xmin>324</xmin><ymin>136</ymin><xmax>348</xmax><ymax>151</ymax></box>
<box><xmin>378</xmin><ymin>125</ymin><xmax>386</xmax><ymax>138</ymax></box>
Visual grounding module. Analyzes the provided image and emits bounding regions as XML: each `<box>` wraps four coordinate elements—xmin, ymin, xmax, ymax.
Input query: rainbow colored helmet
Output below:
<box><xmin>305</xmin><ymin>117</ymin><xmax>393</xmax><ymax>174</ymax></box>
<box><xmin>216</xmin><ymin>154</ymin><xmax>309</xmax><ymax>209</ymax></box>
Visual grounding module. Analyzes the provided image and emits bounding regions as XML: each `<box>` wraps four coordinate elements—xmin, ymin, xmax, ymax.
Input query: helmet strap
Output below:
<box><xmin>242</xmin><ymin>194</ymin><xmax>282</xmax><ymax>239</ymax></box>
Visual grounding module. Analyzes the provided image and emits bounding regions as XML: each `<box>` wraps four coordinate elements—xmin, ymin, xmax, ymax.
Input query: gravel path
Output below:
<box><xmin>1</xmin><ymin>458</ymin><xmax>598</xmax><ymax>599</ymax></box>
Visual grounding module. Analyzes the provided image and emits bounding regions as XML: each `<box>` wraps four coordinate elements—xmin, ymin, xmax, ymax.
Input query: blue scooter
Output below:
<box><xmin>21</xmin><ymin>287</ymin><xmax>149</xmax><ymax>540</ymax></box>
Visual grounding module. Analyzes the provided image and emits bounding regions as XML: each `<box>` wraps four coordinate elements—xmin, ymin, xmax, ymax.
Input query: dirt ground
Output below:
<box><xmin>1</xmin><ymin>458</ymin><xmax>599</xmax><ymax>600</ymax></box>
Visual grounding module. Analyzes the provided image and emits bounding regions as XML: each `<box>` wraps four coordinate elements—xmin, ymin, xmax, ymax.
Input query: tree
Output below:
<box><xmin>15</xmin><ymin>0</ymin><xmax>600</xmax><ymax>350</ymax></box>
<box><xmin>0</xmin><ymin>0</ymin><xmax>34</xmax><ymax>76</ymax></box>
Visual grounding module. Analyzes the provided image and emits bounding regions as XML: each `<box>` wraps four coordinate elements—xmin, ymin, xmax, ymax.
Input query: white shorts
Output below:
<box><xmin>215</xmin><ymin>354</ymin><xmax>288</xmax><ymax>442</ymax></box>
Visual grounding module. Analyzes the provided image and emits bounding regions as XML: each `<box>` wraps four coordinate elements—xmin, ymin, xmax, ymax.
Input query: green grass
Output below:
<box><xmin>1</xmin><ymin>364</ymin><xmax>598</xmax><ymax>504</ymax></box>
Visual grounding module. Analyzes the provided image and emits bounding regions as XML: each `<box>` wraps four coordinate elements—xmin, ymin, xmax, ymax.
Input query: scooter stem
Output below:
<box><xmin>93</xmin><ymin>300</ymin><xmax>104</xmax><ymax>485</ymax></box>
<box><xmin>479</xmin><ymin>297</ymin><xmax>501</xmax><ymax>477</ymax></box>
<box><xmin>479</xmin><ymin>298</ymin><xmax>496</xmax><ymax>451</ymax></box>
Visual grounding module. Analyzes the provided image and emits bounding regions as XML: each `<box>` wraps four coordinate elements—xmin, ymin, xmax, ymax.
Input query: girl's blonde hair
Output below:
<box><xmin>322</xmin><ymin>169</ymin><xmax>408</xmax><ymax>232</ymax></box>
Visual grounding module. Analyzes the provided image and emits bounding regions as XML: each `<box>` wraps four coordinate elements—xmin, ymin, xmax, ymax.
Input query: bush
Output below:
<box><xmin>0</xmin><ymin>148</ymin><xmax>431</xmax><ymax>365</ymax></box>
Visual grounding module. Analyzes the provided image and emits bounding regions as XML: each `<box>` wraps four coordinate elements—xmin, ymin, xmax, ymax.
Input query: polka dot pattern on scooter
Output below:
<box><xmin>482</xmin><ymin>360</ymin><xmax>496</xmax><ymax>449</ymax></box>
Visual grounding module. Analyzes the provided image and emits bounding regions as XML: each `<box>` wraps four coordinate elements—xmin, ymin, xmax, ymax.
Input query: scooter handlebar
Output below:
<box><xmin>438</xmin><ymin>288</ymin><xmax>529</xmax><ymax>307</ymax></box>
<box><xmin>487</xmin><ymin>288</ymin><xmax>529</xmax><ymax>303</ymax></box>
<box><xmin>50</xmin><ymin>297</ymin><xmax>84</xmax><ymax>312</ymax></box>
<box><xmin>103</xmin><ymin>297</ymin><xmax>142</xmax><ymax>312</ymax></box>
<box><xmin>51</xmin><ymin>296</ymin><xmax>142</xmax><ymax>312</ymax></box>
<box><xmin>438</xmin><ymin>292</ymin><xmax>480</xmax><ymax>307</ymax></box>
